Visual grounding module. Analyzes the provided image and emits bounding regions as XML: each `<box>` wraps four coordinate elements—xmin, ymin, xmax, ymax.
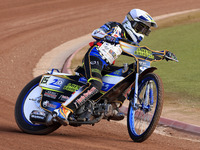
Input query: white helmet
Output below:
<box><xmin>122</xmin><ymin>9</ymin><xmax>157</xmax><ymax>44</ymax></box>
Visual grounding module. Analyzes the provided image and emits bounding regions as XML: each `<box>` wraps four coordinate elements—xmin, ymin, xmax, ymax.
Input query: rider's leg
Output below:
<box><xmin>110</xmin><ymin>101</ymin><xmax>125</xmax><ymax>121</ymax></box>
<box><xmin>53</xmin><ymin>54</ymin><xmax>104</xmax><ymax>126</ymax></box>
<box><xmin>53</xmin><ymin>83</ymin><xmax>99</xmax><ymax>125</ymax></box>
<box><xmin>109</xmin><ymin>94</ymin><xmax>126</xmax><ymax>120</ymax></box>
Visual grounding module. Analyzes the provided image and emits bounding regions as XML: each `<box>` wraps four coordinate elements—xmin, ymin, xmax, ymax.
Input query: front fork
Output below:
<box><xmin>131</xmin><ymin>73</ymin><xmax>154</xmax><ymax>111</ymax></box>
<box><xmin>131</xmin><ymin>73</ymin><xmax>139</xmax><ymax>110</ymax></box>
<box><xmin>143</xmin><ymin>80</ymin><xmax>154</xmax><ymax>111</ymax></box>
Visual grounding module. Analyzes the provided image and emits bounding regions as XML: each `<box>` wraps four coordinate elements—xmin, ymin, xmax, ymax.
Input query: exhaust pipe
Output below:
<box><xmin>30</xmin><ymin>110</ymin><xmax>54</xmax><ymax>125</ymax></box>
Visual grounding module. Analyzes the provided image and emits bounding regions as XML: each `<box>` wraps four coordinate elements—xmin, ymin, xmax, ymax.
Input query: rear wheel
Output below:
<box><xmin>127</xmin><ymin>73</ymin><xmax>164</xmax><ymax>142</ymax></box>
<box><xmin>15</xmin><ymin>75</ymin><xmax>61</xmax><ymax>135</ymax></box>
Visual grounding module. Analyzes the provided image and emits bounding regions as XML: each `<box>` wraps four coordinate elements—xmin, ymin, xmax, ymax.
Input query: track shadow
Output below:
<box><xmin>49</xmin><ymin>128</ymin><xmax>131</xmax><ymax>143</ymax></box>
<box><xmin>0</xmin><ymin>125</ymin><xmax>22</xmax><ymax>134</ymax></box>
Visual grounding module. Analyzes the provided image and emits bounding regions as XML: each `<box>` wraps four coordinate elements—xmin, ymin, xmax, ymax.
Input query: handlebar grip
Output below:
<box><xmin>165</xmin><ymin>51</ymin><xmax>179</xmax><ymax>62</ymax></box>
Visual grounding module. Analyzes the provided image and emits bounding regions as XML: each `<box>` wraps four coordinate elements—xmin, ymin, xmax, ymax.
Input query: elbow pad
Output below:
<box><xmin>92</xmin><ymin>28</ymin><xmax>107</xmax><ymax>40</ymax></box>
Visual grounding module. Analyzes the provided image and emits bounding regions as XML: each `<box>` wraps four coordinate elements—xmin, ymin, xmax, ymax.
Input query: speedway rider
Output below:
<box><xmin>53</xmin><ymin>9</ymin><xmax>158</xmax><ymax>126</ymax></box>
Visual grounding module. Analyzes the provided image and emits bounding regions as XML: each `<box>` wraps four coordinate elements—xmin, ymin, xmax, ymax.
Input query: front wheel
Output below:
<box><xmin>15</xmin><ymin>75</ymin><xmax>61</xmax><ymax>135</ymax></box>
<box><xmin>127</xmin><ymin>73</ymin><xmax>164</xmax><ymax>142</ymax></box>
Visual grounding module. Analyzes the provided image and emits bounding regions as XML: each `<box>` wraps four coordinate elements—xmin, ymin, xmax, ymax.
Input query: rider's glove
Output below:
<box><xmin>104</xmin><ymin>36</ymin><xmax>121</xmax><ymax>44</ymax></box>
<box><xmin>165</xmin><ymin>51</ymin><xmax>177</xmax><ymax>61</ymax></box>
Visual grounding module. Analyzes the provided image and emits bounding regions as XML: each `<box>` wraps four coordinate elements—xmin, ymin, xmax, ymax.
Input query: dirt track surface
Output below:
<box><xmin>0</xmin><ymin>0</ymin><xmax>200</xmax><ymax>149</ymax></box>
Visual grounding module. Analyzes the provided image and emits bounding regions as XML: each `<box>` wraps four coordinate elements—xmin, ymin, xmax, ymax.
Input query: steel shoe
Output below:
<box><xmin>110</xmin><ymin>109</ymin><xmax>125</xmax><ymax>121</ymax></box>
<box><xmin>109</xmin><ymin>102</ymin><xmax>125</xmax><ymax>121</ymax></box>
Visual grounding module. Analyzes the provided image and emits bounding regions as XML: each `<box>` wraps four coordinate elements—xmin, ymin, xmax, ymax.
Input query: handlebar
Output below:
<box><xmin>104</xmin><ymin>36</ymin><xmax>179</xmax><ymax>63</ymax></box>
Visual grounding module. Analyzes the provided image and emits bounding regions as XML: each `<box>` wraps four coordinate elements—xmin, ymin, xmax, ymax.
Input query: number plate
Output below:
<box><xmin>40</xmin><ymin>75</ymin><xmax>65</xmax><ymax>90</ymax></box>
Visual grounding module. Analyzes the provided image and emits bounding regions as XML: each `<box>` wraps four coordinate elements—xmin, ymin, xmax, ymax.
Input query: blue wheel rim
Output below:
<box><xmin>129</xmin><ymin>76</ymin><xmax>158</xmax><ymax>136</ymax></box>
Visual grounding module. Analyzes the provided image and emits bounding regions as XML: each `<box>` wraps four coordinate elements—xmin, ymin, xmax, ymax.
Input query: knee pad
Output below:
<box><xmin>88</xmin><ymin>79</ymin><xmax>102</xmax><ymax>91</ymax></box>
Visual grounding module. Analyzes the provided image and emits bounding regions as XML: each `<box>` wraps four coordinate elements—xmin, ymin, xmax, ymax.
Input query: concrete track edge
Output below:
<box><xmin>33</xmin><ymin>9</ymin><xmax>200</xmax><ymax>135</ymax></box>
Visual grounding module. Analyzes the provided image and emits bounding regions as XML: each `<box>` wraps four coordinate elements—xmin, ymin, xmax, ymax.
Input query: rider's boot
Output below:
<box><xmin>109</xmin><ymin>102</ymin><xmax>125</xmax><ymax>121</ymax></box>
<box><xmin>53</xmin><ymin>105</ymin><xmax>72</xmax><ymax>126</ymax></box>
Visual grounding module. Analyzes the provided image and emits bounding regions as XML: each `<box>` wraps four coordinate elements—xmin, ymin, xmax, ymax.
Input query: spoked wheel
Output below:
<box><xmin>127</xmin><ymin>73</ymin><xmax>164</xmax><ymax>142</ymax></box>
<box><xmin>15</xmin><ymin>75</ymin><xmax>61</xmax><ymax>135</ymax></box>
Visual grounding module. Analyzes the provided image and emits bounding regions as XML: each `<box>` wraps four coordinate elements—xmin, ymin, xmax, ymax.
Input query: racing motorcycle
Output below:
<box><xmin>15</xmin><ymin>40</ymin><xmax>178</xmax><ymax>142</ymax></box>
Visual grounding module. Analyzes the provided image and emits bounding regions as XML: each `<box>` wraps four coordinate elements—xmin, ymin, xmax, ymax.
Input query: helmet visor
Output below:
<box><xmin>131</xmin><ymin>21</ymin><xmax>151</xmax><ymax>36</ymax></box>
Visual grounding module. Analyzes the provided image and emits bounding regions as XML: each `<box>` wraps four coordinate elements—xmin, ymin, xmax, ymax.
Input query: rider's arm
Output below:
<box><xmin>91</xmin><ymin>28</ymin><xmax>107</xmax><ymax>40</ymax></box>
<box><xmin>91</xmin><ymin>22</ymin><xmax>118</xmax><ymax>40</ymax></box>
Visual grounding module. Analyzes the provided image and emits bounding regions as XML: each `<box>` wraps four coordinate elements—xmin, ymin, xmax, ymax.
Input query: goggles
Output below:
<box><xmin>131</xmin><ymin>21</ymin><xmax>151</xmax><ymax>36</ymax></box>
<box><xmin>127</xmin><ymin>12</ymin><xmax>151</xmax><ymax>36</ymax></box>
